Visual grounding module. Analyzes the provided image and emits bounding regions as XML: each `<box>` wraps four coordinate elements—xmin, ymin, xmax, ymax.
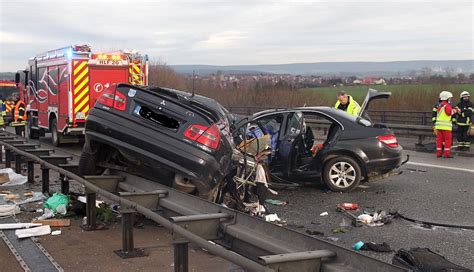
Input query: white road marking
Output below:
<box><xmin>407</xmin><ymin>161</ymin><xmax>474</xmax><ymax>173</ymax></box>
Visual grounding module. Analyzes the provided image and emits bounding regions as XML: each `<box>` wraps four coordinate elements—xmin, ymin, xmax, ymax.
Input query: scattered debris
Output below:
<box><xmin>23</xmin><ymin>192</ymin><xmax>34</xmax><ymax>197</ymax></box>
<box><xmin>96</xmin><ymin>203</ymin><xmax>117</xmax><ymax>223</ymax></box>
<box><xmin>0</xmin><ymin>223</ymin><xmax>42</xmax><ymax>230</ymax></box>
<box><xmin>0</xmin><ymin>173</ymin><xmax>10</xmax><ymax>184</ymax></box>
<box><xmin>0</xmin><ymin>168</ymin><xmax>27</xmax><ymax>186</ymax></box>
<box><xmin>338</xmin><ymin>203</ymin><xmax>359</xmax><ymax>210</ymax></box>
<box><xmin>392</xmin><ymin>248</ymin><xmax>472</xmax><ymax>271</ymax></box>
<box><xmin>353</xmin><ymin>241</ymin><xmax>392</xmax><ymax>252</ymax></box>
<box><xmin>0</xmin><ymin>204</ymin><xmax>21</xmax><ymax>217</ymax></box>
<box><xmin>305</xmin><ymin>229</ymin><xmax>324</xmax><ymax>236</ymax></box>
<box><xmin>37</xmin><ymin>209</ymin><xmax>55</xmax><ymax>220</ymax></box>
<box><xmin>332</xmin><ymin>227</ymin><xmax>349</xmax><ymax>234</ymax></box>
<box><xmin>324</xmin><ymin>236</ymin><xmax>340</xmax><ymax>242</ymax></box>
<box><xmin>320</xmin><ymin>212</ymin><xmax>328</xmax><ymax>216</ymax></box>
<box><xmin>43</xmin><ymin>193</ymin><xmax>69</xmax><ymax>216</ymax></box>
<box><xmin>33</xmin><ymin>219</ymin><xmax>71</xmax><ymax>227</ymax></box>
<box><xmin>15</xmin><ymin>225</ymin><xmax>51</xmax><ymax>238</ymax></box>
<box><xmin>51</xmin><ymin>230</ymin><xmax>62</xmax><ymax>236</ymax></box>
<box><xmin>265</xmin><ymin>199</ymin><xmax>288</xmax><ymax>206</ymax></box>
<box><xmin>264</xmin><ymin>214</ymin><xmax>281</xmax><ymax>222</ymax></box>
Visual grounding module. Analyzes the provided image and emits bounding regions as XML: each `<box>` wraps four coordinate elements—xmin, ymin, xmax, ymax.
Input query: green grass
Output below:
<box><xmin>302</xmin><ymin>84</ymin><xmax>474</xmax><ymax>102</ymax></box>
<box><xmin>300</xmin><ymin>84</ymin><xmax>474</xmax><ymax>110</ymax></box>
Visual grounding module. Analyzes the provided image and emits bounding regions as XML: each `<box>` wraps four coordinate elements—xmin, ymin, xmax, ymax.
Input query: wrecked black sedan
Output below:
<box><xmin>78</xmin><ymin>83</ymin><xmax>233</xmax><ymax>199</ymax></box>
<box><xmin>233</xmin><ymin>89</ymin><xmax>403</xmax><ymax>192</ymax></box>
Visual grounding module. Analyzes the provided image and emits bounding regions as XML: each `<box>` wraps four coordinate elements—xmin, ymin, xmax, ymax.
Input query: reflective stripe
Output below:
<box><xmin>435</xmin><ymin>105</ymin><xmax>452</xmax><ymax>131</ymax></box>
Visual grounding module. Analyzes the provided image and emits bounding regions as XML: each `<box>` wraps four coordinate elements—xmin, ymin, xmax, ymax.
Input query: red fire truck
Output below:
<box><xmin>24</xmin><ymin>44</ymin><xmax>148</xmax><ymax>145</ymax></box>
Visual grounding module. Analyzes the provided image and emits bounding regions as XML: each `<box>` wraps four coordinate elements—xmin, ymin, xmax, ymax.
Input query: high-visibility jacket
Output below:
<box><xmin>0</xmin><ymin>100</ymin><xmax>5</xmax><ymax>126</ymax></box>
<box><xmin>434</xmin><ymin>102</ymin><xmax>453</xmax><ymax>131</ymax></box>
<box><xmin>11</xmin><ymin>100</ymin><xmax>26</xmax><ymax>127</ymax></box>
<box><xmin>335</xmin><ymin>95</ymin><xmax>361</xmax><ymax>117</ymax></box>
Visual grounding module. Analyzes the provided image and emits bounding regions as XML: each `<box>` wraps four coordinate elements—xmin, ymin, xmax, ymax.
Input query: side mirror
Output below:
<box><xmin>15</xmin><ymin>72</ymin><xmax>21</xmax><ymax>85</ymax></box>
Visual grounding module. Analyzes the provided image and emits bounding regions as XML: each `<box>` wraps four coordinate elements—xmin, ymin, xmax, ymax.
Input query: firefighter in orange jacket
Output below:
<box><xmin>0</xmin><ymin>96</ymin><xmax>6</xmax><ymax>130</ymax></box>
<box><xmin>434</xmin><ymin>91</ymin><xmax>459</xmax><ymax>158</ymax></box>
<box><xmin>11</xmin><ymin>97</ymin><xmax>27</xmax><ymax>136</ymax></box>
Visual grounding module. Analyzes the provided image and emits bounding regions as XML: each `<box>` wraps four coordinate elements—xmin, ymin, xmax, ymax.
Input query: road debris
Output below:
<box><xmin>392</xmin><ymin>248</ymin><xmax>472</xmax><ymax>271</ymax></box>
<box><xmin>0</xmin><ymin>204</ymin><xmax>21</xmax><ymax>217</ymax></box>
<box><xmin>324</xmin><ymin>236</ymin><xmax>340</xmax><ymax>242</ymax></box>
<box><xmin>51</xmin><ymin>230</ymin><xmax>62</xmax><ymax>236</ymax></box>
<box><xmin>0</xmin><ymin>223</ymin><xmax>42</xmax><ymax>230</ymax></box>
<box><xmin>320</xmin><ymin>212</ymin><xmax>329</xmax><ymax>216</ymax></box>
<box><xmin>43</xmin><ymin>193</ymin><xmax>69</xmax><ymax>216</ymax></box>
<box><xmin>0</xmin><ymin>168</ymin><xmax>27</xmax><ymax>186</ymax></box>
<box><xmin>265</xmin><ymin>199</ymin><xmax>288</xmax><ymax>206</ymax></box>
<box><xmin>15</xmin><ymin>225</ymin><xmax>51</xmax><ymax>238</ymax></box>
<box><xmin>332</xmin><ymin>227</ymin><xmax>349</xmax><ymax>234</ymax></box>
<box><xmin>33</xmin><ymin>219</ymin><xmax>71</xmax><ymax>227</ymax></box>
<box><xmin>305</xmin><ymin>229</ymin><xmax>324</xmax><ymax>236</ymax></box>
<box><xmin>338</xmin><ymin>203</ymin><xmax>359</xmax><ymax>210</ymax></box>
<box><xmin>353</xmin><ymin>241</ymin><xmax>392</xmax><ymax>252</ymax></box>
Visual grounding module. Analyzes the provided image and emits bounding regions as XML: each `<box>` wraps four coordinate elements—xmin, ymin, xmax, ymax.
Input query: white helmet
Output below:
<box><xmin>439</xmin><ymin>91</ymin><xmax>453</xmax><ymax>101</ymax></box>
<box><xmin>460</xmin><ymin>91</ymin><xmax>470</xmax><ymax>98</ymax></box>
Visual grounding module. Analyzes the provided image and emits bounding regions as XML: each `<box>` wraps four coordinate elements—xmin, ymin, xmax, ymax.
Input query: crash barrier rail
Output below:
<box><xmin>227</xmin><ymin>107</ymin><xmax>433</xmax><ymax>126</ymax></box>
<box><xmin>0</xmin><ymin>132</ymin><xmax>406</xmax><ymax>272</ymax></box>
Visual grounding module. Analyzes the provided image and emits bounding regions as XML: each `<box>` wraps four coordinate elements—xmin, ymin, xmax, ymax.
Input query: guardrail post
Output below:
<box><xmin>15</xmin><ymin>153</ymin><xmax>22</xmax><ymax>174</ymax></box>
<box><xmin>0</xmin><ymin>144</ymin><xmax>3</xmax><ymax>163</ymax></box>
<box><xmin>81</xmin><ymin>192</ymin><xmax>99</xmax><ymax>231</ymax></box>
<box><xmin>114</xmin><ymin>211</ymin><xmax>146</xmax><ymax>258</ymax></box>
<box><xmin>60</xmin><ymin>174</ymin><xmax>69</xmax><ymax>194</ymax></box>
<box><xmin>5</xmin><ymin>148</ymin><xmax>11</xmax><ymax>168</ymax></box>
<box><xmin>41</xmin><ymin>166</ymin><xmax>49</xmax><ymax>195</ymax></box>
<box><xmin>174</xmin><ymin>242</ymin><xmax>189</xmax><ymax>272</ymax></box>
<box><xmin>27</xmin><ymin>160</ymin><xmax>35</xmax><ymax>183</ymax></box>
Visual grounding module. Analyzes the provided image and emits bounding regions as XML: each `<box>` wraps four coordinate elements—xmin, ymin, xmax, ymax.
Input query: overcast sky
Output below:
<box><xmin>0</xmin><ymin>0</ymin><xmax>473</xmax><ymax>72</ymax></box>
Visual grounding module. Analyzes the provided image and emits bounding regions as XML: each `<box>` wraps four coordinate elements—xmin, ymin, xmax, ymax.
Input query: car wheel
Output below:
<box><xmin>78</xmin><ymin>145</ymin><xmax>104</xmax><ymax>176</ymax></box>
<box><xmin>323</xmin><ymin>156</ymin><xmax>361</xmax><ymax>192</ymax></box>
<box><xmin>51</xmin><ymin>118</ymin><xmax>62</xmax><ymax>146</ymax></box>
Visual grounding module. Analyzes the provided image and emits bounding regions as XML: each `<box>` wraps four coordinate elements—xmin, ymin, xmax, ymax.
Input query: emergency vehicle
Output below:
<box><xmin>23</xmin><ymin>44</ymin><xmax>148</xmax><ymax>145</ymax></box>
<box><xmin>0</xmin><ymin>79</ymin><xmax>23</xmax><ymax>123</ymax></box>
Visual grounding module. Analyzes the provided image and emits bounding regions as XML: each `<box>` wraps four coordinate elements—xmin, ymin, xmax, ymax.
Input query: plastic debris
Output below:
<box><xmin>37</xmin><ymin>208</ymin><xmax>54</xmax><ymax>220</ymax></box>
<box><xmin>43</xmin><ymin>193</ymin><xmax>69</xmax><ymax>216</ymax></box>
<box><xmin>265</xmin><ymin>214</ymin><xmax>281</xmax><ymax>222</ymax></box>
<box><xmin>51</xmin><ymin>230</ymin><xmax>61</xmax><ymax>236</ymax></box>
<box><xmin>15</xmin><ymin>225</ymin><xmax>51</xmax><ymax>238</ymax></box>
<box><xmin>320</xmin><ymin>212</ymin><xmax>328</xmax><ymax>216</ymax></box>
<box><xmin>0</xmin><ymin>223</ymin><xmax>42</xmax><ymax>230</ymax></box>
<box><xmin>0</xmin><ymin>168</ymin><xmax>27</xmax><ymax>187</ymax></box>
<box><xmin>265</xmin><ymin>199</ymin><xmax>288</xmax><ymax>206</ymax></box>
<box><xmin>0</xmin><ymin>204</ymin><xmax>21</xmax><ymax>217</ymax></box>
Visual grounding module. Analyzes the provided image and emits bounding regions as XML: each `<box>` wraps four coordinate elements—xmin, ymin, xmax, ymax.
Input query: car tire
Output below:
<box><xmin>51</xmin><ymin>118</ymin><xmax>62</xmax><ymax>146</ymax></box>
<box><xmin>323</xmin><ymin>156</ymin><xmax>361</xmax><ymax>192</ymax></box>
<box><xmin>78</xmin><ymin>146</ymin><xmax>104</xmax><ymax>176</ymax></box>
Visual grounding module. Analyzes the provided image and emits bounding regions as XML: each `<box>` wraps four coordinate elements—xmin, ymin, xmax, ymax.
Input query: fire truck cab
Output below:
<box><xmin>24</xmin><ymin>44</ymin><xmax>148</xmax><ymax>146</ymax></box>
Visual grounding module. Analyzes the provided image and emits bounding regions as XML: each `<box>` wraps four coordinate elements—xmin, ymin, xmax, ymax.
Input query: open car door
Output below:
<box><xmin>358</xmin><ymin>88</ymin><xmax>391</xmax><ymax>118</ymax></box>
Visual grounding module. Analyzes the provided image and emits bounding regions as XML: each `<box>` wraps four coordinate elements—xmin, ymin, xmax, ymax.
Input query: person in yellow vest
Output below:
<box><xmin>334</xmin><ymin>91</ymin><xmax>361</xmax><ymax>117</ymax></box>
<box><xmin>0</xmin><ymin>96</ymin><xmax>6</xmax><ymax>131</ymax></box>
<box><xmin>11</xmin><ymin>97</ymin><xmax>27</xmax><ymax>136</ymax></box>
<box><xmin>434</xmin><ymin>91</ymin><xmax>459</xmax><ymax>158</ymax></box>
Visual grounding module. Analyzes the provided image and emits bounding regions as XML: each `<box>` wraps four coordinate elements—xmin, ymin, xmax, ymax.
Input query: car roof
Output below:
<box><xmin>252</xmin><ymin>106</ymin><xmax>356</xmax><ymax>122</ymax></box>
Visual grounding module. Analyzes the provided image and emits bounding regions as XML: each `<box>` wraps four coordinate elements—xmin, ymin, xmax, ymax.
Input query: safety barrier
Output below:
<box><xmin>0</xmin><ymin>132</ymin><xmax>406</xmax><ymax>272</ymax></box>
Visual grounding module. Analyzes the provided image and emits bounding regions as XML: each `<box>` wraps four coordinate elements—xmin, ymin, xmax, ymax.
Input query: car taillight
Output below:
<box><xmin>378</xmin><ymin>134</ymin><xmax>398</xmax><ymax>148</ymax></box>
<box><xmin>113</xmin><ymin>91</ymin><xmax>127</xmax><ymax>111</ymax></box>
<box><xmin>97</xmin><ymin>88</ymin><xmax>127</xmax><ymax>111</ymax></box>
<box><xmin>184</xmin><ymin>124</ymin><xmax>221</xmax><ymax>150</ymax></box>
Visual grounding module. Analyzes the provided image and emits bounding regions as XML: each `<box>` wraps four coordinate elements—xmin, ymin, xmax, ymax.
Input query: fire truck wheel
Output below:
<box><xmin>51</xmin><ymin>118</ymin><xmax>62</xmax><ymax>146</ymax></box>
<box><xmin>27</xmin><ymin>118</ymin><xmax>39</xmax><ymax>139</ymax></box>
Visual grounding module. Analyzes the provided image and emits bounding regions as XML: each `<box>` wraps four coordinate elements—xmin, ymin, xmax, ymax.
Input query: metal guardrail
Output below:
<box><xmin>0</xmin><ymin>132</ymin><xmax>406</xmax><ymax>272</ymax></box>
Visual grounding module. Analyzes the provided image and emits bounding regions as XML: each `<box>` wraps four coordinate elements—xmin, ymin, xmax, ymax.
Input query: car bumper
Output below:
<box><xmin>85</xmin><ymin>109</ymin><xmax>231</xmax><ymax>193</ymax></box>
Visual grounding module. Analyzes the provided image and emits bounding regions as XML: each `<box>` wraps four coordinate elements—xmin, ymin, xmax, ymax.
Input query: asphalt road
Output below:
<box><xmin>266</xmin><ymin>150</ymin><xmax>474</xmax><ymax>269</ymax></box>
<box><xmin>11</xmin><ymin>130</ymin><xmax>474</xmax><ymax>269</ymax></box>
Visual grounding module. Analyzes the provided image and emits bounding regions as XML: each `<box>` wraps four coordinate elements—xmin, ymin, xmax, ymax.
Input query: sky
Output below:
<box><xmin>0</xmin><ymin>0</ymin><xmax>473</xmax><ymax>72</ymax></box>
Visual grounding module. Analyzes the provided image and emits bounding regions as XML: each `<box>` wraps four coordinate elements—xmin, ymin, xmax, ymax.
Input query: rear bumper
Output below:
<box><xmin>85</xmin><ymin>109</ymin><xmax>231</xmax><ymax>193</ymax></box>
<box><xmin>365</xmin><ymin>146</ymin><xmax>403</xmax><ymax>179</ymax></box>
